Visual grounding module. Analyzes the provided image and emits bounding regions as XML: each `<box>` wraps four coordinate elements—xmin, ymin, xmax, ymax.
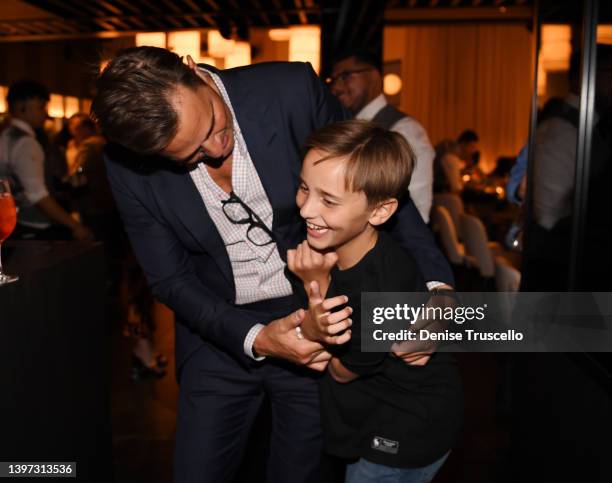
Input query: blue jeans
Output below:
<box><xmin>345</xmin><ymin>452</ymin><xmax>450</xmax><ymax>483</ymax></box>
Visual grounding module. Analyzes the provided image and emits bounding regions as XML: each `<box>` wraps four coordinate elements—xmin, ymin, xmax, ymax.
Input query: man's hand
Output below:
<box><xmin>306</xmin><ymin>349</ymin><xmax>332</xmax><ymax>371</ymax></box>
<box><xmin>287</xmin><ymin>241</ymin><xmax>337</xmax><ymax>296</ymax></box>
<box><xmin>301</xmin><ymin>281</ymin><xmax>352</xmax><ymax>345</ymax></box>
<box><xmin>253</xmin><ymin>309</ymin><xmax>331</xmax><ymax>371</ymax></box>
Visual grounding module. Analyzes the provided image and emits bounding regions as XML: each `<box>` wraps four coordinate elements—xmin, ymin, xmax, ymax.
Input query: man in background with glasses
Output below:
<box><xmin>328</xmin><ymin>49</ymin><xmax>435</xmax><ymax>224</ymax></box>
<box><xmin>92</xmin><ymin>46</ymin><xmax>453</xmax><ymax>483</ymax></box>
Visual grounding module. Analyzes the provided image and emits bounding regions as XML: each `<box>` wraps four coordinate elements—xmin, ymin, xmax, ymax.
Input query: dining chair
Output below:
<box><xmin>433</xmin><ymin>193</ymin><xmax>465</xmax><ymax>239</ymax></box>
<box><xmin>431</xmin><ymin>205</ymin><xmax>468</xmax><ymax>266</ymax></box>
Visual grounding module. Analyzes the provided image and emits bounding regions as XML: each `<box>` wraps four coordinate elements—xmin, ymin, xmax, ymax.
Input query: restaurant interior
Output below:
<box><xmin>1</xmin><ymin>0</ymin><xmax>611</xmax><ymax>482</ymax></box>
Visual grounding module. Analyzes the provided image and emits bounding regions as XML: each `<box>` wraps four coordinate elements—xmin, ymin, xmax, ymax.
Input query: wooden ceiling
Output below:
<box><xmin>0</xmin><ymin>0</ymin><xmax>534</xmax><ymax>42</ymax></box>
<box><xmin>0</xmin><ymin>0</ymin><xmax>319</xmax><ymax>40</ymax></box>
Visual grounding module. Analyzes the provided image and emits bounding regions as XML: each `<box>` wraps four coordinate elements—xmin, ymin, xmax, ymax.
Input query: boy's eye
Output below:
<box><xmin>299</xmin><ymin>183</ymin><xmax>309</xmax><ymax>193</ymax></box>
<box><xmin>322</xmin><ymin>198</ymin><xmax>338</xmax><ymax>207</ymax></box>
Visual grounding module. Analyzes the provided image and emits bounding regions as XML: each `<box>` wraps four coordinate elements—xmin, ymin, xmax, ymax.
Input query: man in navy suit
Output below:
<box><xmin>92</xmin><ymin>47</ymin><xmax>453</xmax><ymax>483</ymax></box>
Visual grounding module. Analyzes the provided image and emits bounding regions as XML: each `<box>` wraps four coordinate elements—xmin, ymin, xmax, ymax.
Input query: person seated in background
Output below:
<box><xmin>433</xmin><ymin>139</ymin><xmax>465</xmax><ymax>194</ymax></box>
<box><xmin>287</xmin><ymin>120</ymin><xmax>462</xmax><ymax>483</ymax></box>
<box><xmin>456</xmin><ymin>129</ymin><xmax>483</xmax><ymax>181</ymax></box>
<box><xmin>328</xmin><ymin>48</ymin><xmax>435</xmax><ymax>223</ymax></box>
<box><xmin>0</xmin><ymin>80</ymin><xmax>92</xmax><ymax>241</ymax></box>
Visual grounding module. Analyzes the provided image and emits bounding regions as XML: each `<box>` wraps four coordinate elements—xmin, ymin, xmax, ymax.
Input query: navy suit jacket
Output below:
<box><xmin>104</xmin><ymin>61</ymin><xmax>453</xmax><ymax>373</ymax></box>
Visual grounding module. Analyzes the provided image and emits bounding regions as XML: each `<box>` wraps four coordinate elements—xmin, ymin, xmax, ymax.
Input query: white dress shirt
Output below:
<box><xmin>0</xmin><ymin>118</ymin><xmax>50</xmax><ymax>228</ymax></box>
<box><xmin>533</xmin><ymin>94</ymin><xmax>581</xmax><ymax>230</ymax></box>
<box><xmin>356</xmin><ymin>94</ymin><xmax>435</xmax><ymax>223</ymax></box>
<box><xmin>189</xmin><ymin>68</ymin><xmax>292</xmax><ymax>360</ymax></box>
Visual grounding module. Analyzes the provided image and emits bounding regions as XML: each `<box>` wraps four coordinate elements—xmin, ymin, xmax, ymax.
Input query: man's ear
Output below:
<box><xmin>186</xmin><ymin>55</ymin><xmax>212</xmax><ymax>85</ymax></box>
<box><xmin>369</xmin><ymin>198</ymin><xmax>398</xmax><ymax>227</ymax></box>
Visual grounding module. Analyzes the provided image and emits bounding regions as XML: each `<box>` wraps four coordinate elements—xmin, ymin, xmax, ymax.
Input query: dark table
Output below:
<box><xmin>0</xmin><ymin>241</ymin><xmax>111</xmax><ymax>482</ymax></box>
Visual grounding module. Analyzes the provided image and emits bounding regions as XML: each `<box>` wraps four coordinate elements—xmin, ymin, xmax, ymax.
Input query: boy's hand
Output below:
<box><xmin>287</xmin><ymin>241</ymin><xmax>338</xmax><ymax>295</ymax></box>
<box><xmin>301</xmin><ymin>281</ymin><xmax>353</xmax><ymax>345</ymax></box>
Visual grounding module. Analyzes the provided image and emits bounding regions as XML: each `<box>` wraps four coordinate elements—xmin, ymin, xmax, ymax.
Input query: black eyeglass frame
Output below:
<box><xmin>221</xmin><ymin>191</ymin><xmax>275</xmax><ymax>246</ymax></box>
<box><xmin>325</xmin><ymin>68</ymin><xmax>374</xmax><ymax>86</ymax></box>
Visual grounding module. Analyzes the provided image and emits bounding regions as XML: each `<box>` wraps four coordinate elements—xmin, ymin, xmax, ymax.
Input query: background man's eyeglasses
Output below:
<box><xmin>221</xmin><ymin>191</ymin><xmax>275</xmax><ymax>246</ymax></box>
<box><xmin>325</xmin><ymin>68</ymin><xmax>373</xmax><ymax>87</ymax></box>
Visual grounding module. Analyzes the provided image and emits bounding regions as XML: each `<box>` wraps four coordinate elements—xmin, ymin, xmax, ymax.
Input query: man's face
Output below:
<box><xmin>329</xmin><ymin>57</ymin><xmax>381</xmax><ymax>114</ymax></box>
<box><xmin>162</xmin><ymin>80</ymin><xmax>234</xmax><ymax>166</ymax></box>
<box><xmin>296</xmin><ymin>148</ymin><xmax>374</xmax><ymax>254</ymax></box>
<box><xmin>18</xmin><ymin>98</ymin><xmax>48</xmax><ymax>129</ymax></box>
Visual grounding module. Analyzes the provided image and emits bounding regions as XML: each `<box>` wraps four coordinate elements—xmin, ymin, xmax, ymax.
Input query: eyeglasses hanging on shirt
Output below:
<box><xmin>221</xmin><ymin>191</ymin><xmax>275</xmax><ymax>246</ymax></box>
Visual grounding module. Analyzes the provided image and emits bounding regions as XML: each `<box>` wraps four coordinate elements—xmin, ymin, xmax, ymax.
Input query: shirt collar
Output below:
<box><xmin>10</xmin><ymin>118</ymin><xmax>36</xmax><ymax>137</ymax></box>
<box><xmin>356</xmin><ymin>93</ymin><xmax>387</xmax><ymax>120</ymax></box>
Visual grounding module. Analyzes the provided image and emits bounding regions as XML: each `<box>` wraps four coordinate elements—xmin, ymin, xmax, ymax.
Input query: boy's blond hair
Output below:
<box><xmin>304</xmin><ymin>120</ymin><xmax>415</xmax><ymax>205</ymax></box>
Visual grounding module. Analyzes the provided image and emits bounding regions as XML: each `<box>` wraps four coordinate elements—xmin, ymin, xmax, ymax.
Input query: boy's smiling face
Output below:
<box><xmin>296</xmin><ymin>148</ymin><xmax>378</xmax><ymax>259</ymax></box>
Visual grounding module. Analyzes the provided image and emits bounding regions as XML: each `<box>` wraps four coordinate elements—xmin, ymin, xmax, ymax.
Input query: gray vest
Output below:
<box><xmin>0</xmin><ymin>125</ymin><xmax>51</xmax><ymax>228</ymax></box>
<box><xmin>371</xmin><ymin>103</ymin><xmax>410</xmax><ymax>130</ymax></box>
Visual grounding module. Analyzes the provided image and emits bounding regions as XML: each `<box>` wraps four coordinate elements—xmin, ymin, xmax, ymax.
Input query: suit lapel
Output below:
<box><xmin>219</xmin><ymin>69</ymin><xmax>299</xmax><ymax>232</ymax></box>
<box><xmin>150</xmin><ymin>168</ymin><xmax>235</xmax><ymax>288</ymax></box>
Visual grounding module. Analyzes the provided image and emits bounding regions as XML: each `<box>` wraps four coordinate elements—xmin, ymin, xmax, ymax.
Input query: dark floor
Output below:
<box><xmin>112</xmin><ymin>302</ymin><xmax>177</xmax><ymax>483</ymax></box>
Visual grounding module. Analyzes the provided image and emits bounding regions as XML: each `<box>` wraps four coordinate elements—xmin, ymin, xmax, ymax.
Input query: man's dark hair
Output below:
<box><xmin>7</xmin><ymin>80</ymin><xmax>49</xmax><ymax>113</ymax></box>
<box><xmin>457</xmin><ymin>129</ymin><xmax>479</xmax><ymax>144</ymax></box>
<box><xmin>91</xmin><ymin>46</ymin><xmax>205</xmax><ymax>155</ymax></box>
<box><xmin>331</xmin><ymin>48</ymin><xmax>382</xmax><ymax>73</ymax></box>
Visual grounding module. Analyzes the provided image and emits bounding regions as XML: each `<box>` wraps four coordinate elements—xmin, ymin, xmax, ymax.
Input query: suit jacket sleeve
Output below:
<box><xmin>106</xmin><ymin>157</ymin><xmax>270</xmax><ymax>362</ymax></box>
<box><xmin>387</xmin><ymin>195</ymin><xmax>455</xmax><ymax>286</ymax></box>
<box><xmin>302</xmin><ymin>62</ymin><xmax>351</xmax><ymax>128</ymax></box>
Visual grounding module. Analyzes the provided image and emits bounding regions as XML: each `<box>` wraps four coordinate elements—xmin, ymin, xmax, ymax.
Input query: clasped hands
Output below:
<box><xmin>253</xmin><ymin>241</ymin><xmax>351</xmax><ymax>372</ymax></box>
<box><xmin>253</xmin><ymin>241</ymin><xmax>436</xmax><ymax>371</ymax></box>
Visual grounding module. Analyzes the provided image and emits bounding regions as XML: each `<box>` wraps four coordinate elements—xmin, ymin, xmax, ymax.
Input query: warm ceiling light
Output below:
<box><xmin>597</xmin><ymin>25</ymin><xmax>612</xmax><ymax>45</ymax></box>
<box><xmin>0</xmin><ymin>86</ymin><xmax>7</xmax><ymax>113</ymax></box>
<box><xmin>208</xmin><ymin>30</ymin><xmax>235</xmax><ymax>57</ymax></box>
<box><xmin>168</xmin><ymin>31</ymin><xmax>201</xmax><ymax>62</ymax></box>
<box><xmin>48</xmin><ymin>94</ymin><xmax>65</xmax><ymax>119</ymax></box>
<box><xmin>225</xmin><ymin>41</ymin><xmax>251</xmax><ymax>68</ymax></box>
<box><xmin>269</xmin><ymin>29</ymin><xmax>290</xmax><ymax>42</ymax></box>
<box><xmin>288</xmin><ymin>26</ymin><xmax>320</xmax><ymax>73</ymax></box>
<box><xmin>540</xmin><ymin>25</ymin><xmax>571</xmax><ymax>71</ymax></box>
<box><xmin>199</xmin><ymin>56</ymin><xmax>217</xmax><ymax>67</ymax></box>
<box><xmin>135</xmin><ymin>32</ymin><xmax>166</xmax><ymax>48</ymax></box>
<box><xmin>64</xmin><ymin>96</ymin><xmax>80</xmax><ymax>118</ymax></box>
<box><xmin>383</xmin><ymin>74</ymin><xmax>402</xmax><ymax>96</ymax></box>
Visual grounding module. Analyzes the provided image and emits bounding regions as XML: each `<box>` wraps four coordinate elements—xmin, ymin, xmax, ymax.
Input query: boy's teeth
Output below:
<box><xmin>307</xmin><ymin>222</ymin><xmax>327</xmax><ymax>231</ymax></box>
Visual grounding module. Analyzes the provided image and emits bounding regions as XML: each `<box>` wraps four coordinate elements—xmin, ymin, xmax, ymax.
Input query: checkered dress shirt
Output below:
<box><xmin>189</xmin><ymin>68</ymin><xmax>293</xmax><ymax>360</ymax></box>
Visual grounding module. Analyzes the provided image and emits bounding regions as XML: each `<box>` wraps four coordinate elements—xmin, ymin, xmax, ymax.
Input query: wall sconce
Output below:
<box><xmin>383</xmin><ymin>73</ymin><xmax>402</xmax><ymax>96</ymax></box>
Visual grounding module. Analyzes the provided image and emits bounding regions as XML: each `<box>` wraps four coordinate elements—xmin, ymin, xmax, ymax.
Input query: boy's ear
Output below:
<box><xmin>368</xmin><ymin>198</ymin><xmax>399</xmax><ymax>227</ymax></box>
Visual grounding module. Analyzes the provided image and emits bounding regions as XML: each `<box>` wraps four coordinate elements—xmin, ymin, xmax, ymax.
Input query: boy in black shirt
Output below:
<box><xmin>288</xmin><ymin>120</ymin><xmax>462</xmax><ymax>483</ymax></box>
